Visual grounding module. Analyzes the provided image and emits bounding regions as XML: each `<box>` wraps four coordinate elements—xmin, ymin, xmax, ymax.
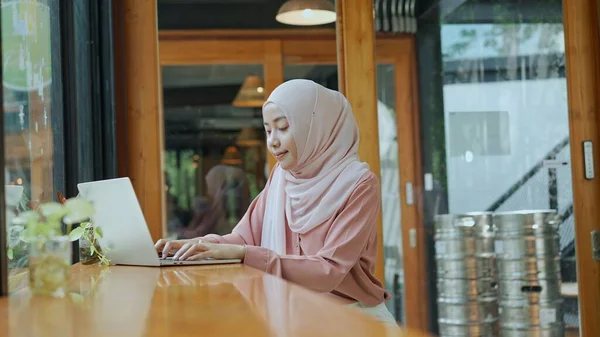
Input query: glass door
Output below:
<box><xmin>161</xmin><ymin>64</ymin><xmax>268</xmax><ymax>240</ymax></box>
<box><xmin>284</xmin><ymin>63</ymin><xmax>406</xmax><ymax>324</ymax></box>
<box><xmin>419</xmin><ymin>2</ymin><xmax>581</xmax><ymax>335</ymax></box>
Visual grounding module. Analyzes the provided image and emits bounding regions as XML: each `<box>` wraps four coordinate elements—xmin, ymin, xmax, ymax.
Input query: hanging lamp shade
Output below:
<box><xmin>221</xmin><ymin>146</ymin><xmax>243</xmax><ymax>165</ymax></box>
<box><xmin>275</xmin><ymin>0</ymin><xmax>336</xmax><ymax>26</ymax></box>
<box><xmin>236</xmin><ymin>127</ymin><xmax>262</xmax><ymax>147</ymax></box>
<box><xmin>232</xmin><ymin>75</ymin><xmax>265</xmax><ymax>108</ymax></box>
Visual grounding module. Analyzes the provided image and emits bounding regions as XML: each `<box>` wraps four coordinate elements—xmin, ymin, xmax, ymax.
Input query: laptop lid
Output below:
<box><xmin>77</xmin><ymin>177</ymin><xmax>161</xmax><ymax>266</ymax></box>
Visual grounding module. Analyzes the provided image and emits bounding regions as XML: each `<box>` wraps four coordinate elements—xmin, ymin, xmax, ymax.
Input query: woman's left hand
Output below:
<box><xmin>172</xmin><ymin>241</ymin><xmax>246</xmax><ymax>261</ymax></box>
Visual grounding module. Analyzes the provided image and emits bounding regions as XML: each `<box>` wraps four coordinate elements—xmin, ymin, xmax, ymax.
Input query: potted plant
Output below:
<box><xmin>13</xmin><ymin>197</ymin><xmax>96</xmax><ymax>297</ymax></box>
<box><xmin>57</xmin><ymin>191</ymin><xmax>110</xmax><ymax>266</ymax></box>
<box><xmin>68</xmin><ymin>221</ymin><xmax>110</xmax><ymax>265</ymax></box>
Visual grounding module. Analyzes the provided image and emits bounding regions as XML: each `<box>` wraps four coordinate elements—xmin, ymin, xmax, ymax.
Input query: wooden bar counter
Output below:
<box><xmin>0</xmin><ymin>264</ymin><xmax>430</xmax><ymax>337</ymax></box>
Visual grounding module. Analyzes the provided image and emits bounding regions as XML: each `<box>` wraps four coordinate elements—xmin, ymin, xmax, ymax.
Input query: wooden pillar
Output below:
<box><xmin>113</xmin><ymin>0</ymin><xmax>165</xmax><ymax>241</ymax></box>
<box><xmin>563</xmin><ymin>0</ymin><xmax>600</xmax><ymax>336</ymax></box>
<box><xmin>336</xmin><ymin>0</ymin><xmax>384</xmax><ymax>282</ymax></box>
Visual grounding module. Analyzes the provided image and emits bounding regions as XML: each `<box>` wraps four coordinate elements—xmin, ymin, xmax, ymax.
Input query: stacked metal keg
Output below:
<box><xmin>434</xmin><ymin>213</ymin><xmax>499</xmax><ymax>336</ymax></box>
<box><xmin>493</xmin><ymin>210</ymin><xmax>564</xmax><ymax>336</ymax></box>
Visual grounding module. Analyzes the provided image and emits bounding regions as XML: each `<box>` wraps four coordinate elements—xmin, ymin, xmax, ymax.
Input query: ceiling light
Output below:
<box><xmin>276</xmin><ymin>0</ymin><xmax>336</xmax><ymax>26</ymax></box>
<box><xmin>233</xmin><ymin>75</ymin><xmax>265</xmax><ymax>108</ymax></box>
<box><xmin>221</xmin><ymin>146</ymin><xmax>243</xmax><ymax>165</ymax></box>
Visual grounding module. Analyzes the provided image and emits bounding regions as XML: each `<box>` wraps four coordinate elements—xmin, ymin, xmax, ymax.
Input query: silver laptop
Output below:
<box><xmin>77</xmin><ymin>177</ymin><xmax>241</xmax><ymax>267</ymax></box>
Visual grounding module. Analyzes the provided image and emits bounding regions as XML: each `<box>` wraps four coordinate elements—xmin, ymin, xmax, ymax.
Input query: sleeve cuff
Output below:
<box><xmin>243</xmin><ymin>245</ymin><xmax>269</xmax><ymax>272</ymax></box>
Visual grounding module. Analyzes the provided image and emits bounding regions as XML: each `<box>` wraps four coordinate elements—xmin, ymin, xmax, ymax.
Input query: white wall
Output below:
<box><xmin>443</xmin><ymin>78</ymin><xmax>572</xmax><ymax>214</ymax></box>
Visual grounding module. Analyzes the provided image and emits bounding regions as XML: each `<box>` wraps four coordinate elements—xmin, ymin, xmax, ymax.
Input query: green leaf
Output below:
<box><xmin>94</xmin><ymin>227</ymin><xmax>103</xmax><ymax>238</ymax></box>
<box><xmin>7</xmin><ymin>248</ymin><xmax>13</xmax><ymax>260</ymax></box>
<box><xmin>39</xmin><ymin>202</ymin><xmax>67</xmax><ymax>219</ymax></box>
<box><xmin>63</xmin><ymin>198</ymin><xmax>95</xmax><ymax>224</ymax></box>
<box><xmin>12</xmin><ymin>211</ymin><xmax>40</xmax><ymax>225</ymax></box>
<box><xmin>68</xmin><ymin>226</ymin><xmax>85</xmax><ymax>242</ymax></box>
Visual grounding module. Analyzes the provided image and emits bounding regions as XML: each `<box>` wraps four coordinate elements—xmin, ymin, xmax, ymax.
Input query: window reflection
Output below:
<box><xmin>285</xmin><ymin>63</ymin><xmax>406</xmax><ymax>324</ymax></box>
<box><xmin>162</xmin><ymin>65</ymin><xmax>267</xmax><ymax>239</ymax></box>
<box><xmin>176</xmin><ymin>164</ymin><xmax>250</xmax><ymax>239</ymax></box>
<box><xmin>422</xmin><ymin>2</ymin><xmax>578</xmax><ymax>335</ymax></box>
<box><xmin>3</xmin><ymin>1</ymin><xmax>60</xmax><ymax>274</ymax></box>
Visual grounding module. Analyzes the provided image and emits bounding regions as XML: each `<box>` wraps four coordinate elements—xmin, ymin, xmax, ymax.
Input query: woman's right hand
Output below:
<box><xmin>155</xmin><ymin>238</ymin><xmax>202</xmax><ymax>259</ymax></box>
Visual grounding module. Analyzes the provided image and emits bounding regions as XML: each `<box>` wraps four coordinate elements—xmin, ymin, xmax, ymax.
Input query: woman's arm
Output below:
<box><xmin>243</xmin><ymin>177</ymin><xmax>380</xmax><ymax>293</ymax></box>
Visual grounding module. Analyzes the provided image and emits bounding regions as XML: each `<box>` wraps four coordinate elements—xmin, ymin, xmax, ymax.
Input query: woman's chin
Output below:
<box><xmin>278</xmin><ymin>159</ymin><xmax>296</xmax><ymax>171</ymax></box>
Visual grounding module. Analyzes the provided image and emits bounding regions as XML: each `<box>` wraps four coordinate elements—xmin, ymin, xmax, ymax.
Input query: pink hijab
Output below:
<box><xmin>260</xmin><ymin>79</ymin><xmax>370</xmax><ymax>254</ymax></box>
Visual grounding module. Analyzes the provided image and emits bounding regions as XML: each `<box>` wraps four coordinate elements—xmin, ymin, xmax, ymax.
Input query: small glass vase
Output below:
<box><xmin>28</xmin><ymin>236</ymin><xmax>71</xmax><ymax>297</ymax></box>
<box><xmin>79</xmin><ymin>226</ymin><xmax>103</xmax><ymax>265</ymax></box>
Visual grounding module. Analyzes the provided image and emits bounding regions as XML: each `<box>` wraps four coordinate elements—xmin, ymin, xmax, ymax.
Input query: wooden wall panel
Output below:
<box><xmin>563</xmin><ymin>0</ymin><xmax>600</xmax><ymax>336</ymax></box>
<box><xmin>160</xmin><ymin>40</ymin><xmax>267</xmax><ymax>65</ymax></box>
<box><xmin>282</xmin><ymin>40</ymin><xmax>338</xmax><ymax>65</ymax></box>
<box><xmin>114</xmin><ymin>0</ymin><xmax>165</xmax><ymax>242</ymax></box>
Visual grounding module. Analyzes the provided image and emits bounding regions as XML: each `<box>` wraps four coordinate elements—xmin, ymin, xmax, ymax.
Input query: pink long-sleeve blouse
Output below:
<box><xmin>203</xmin><ymin>171</ymin><xmax>390</xmax><ymax>306</ymax></box>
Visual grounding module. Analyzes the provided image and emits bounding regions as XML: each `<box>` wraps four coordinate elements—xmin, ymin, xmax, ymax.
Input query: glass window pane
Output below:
<box><xmin>161</xmin><ymin>65</ymin><xmax>267</xmax><ymax>239</ymax></box>
<box><xmin>284</xmin><ymin>65</ymin><xmax>339</xmax><ymax>90</ymax></box>
<box><xmin>3</xmin><ymin>0</ymin><xmax>62</xmax><ymax>286</ymax></box>
<box><xmin>420</xmin><ymin>2</ymin><xmax>578</xmax><ymax>335</ymax></box>
<box><xmin>376</xmin><ymin>64</ymin><xmax>405</xmax><ymax>324</ymax></box>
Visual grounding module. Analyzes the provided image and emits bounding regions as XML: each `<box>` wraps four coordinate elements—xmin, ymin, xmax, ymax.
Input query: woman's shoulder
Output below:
<box><xmin>350</xmin><ymin>171</ymin><xmax>380</xmax><ymax>201</ymax></box>
<box><xmin>357</xmin><ymin>170</ymin><xmax>380</xmax><ymax>188</ymax></box>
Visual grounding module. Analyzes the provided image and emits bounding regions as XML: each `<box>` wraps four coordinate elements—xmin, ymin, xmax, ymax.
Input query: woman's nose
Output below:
<box><xmin>268</xmin><ymin>133</ymin><xmax>280</xmax><ymax>148</ymax></box>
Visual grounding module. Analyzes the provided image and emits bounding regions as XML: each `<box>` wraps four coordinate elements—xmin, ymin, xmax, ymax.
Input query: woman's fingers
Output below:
<box><xmin>162</xmin><ymin>241</ymin><xmax>177</xmax><ymax>258</ymax></box>
<box><xmin>155</xmin><ymin>238</ymin><xmax>166</xmax><ymax>251</ymax></box>
<box><xmin>186</xmin><ymin>251</ymin><xmax>213</xmax><ymax>261</ymax></box>
<box><xmin>173</xmin><ymin>242</ymin><xmax>208</xmax><ymax>261</ymax></box>
<box><xmin>172</xmin><ymin>242</ymin><xmax>192</xmax><ymax>260</ymax></box>
<box><xmin>179</xmin><ymin>243</ymin><xmax>210</xmax><ymax>261</ymax></box>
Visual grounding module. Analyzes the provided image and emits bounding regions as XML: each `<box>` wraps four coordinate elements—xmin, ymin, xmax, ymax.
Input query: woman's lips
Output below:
<box><xmin>274</xmin><ymin>151</ymin><xmax>288</xmax><ymax>159</ymax></box>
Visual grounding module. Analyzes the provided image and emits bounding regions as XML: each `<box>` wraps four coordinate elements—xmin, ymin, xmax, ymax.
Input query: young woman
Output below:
<box><xmin>155</xmin><ymin>79</ymin><xmax>396</xmax><ymax>325</ymax></box>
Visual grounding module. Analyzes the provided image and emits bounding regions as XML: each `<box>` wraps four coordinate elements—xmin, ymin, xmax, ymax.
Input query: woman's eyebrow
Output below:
<box><xmin>263</xmin><ymin>116</ymin><xmax>287</xmax><ymax>126</ymax></box>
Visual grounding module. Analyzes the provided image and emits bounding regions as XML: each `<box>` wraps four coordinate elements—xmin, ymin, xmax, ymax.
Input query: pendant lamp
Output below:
<box><xmin>233</xmin><ymin>75</ymin><xmax>265</xmax><ymax>108</ymax></box>
<box><xmin>275</xmin><ymin>0</ymin><xmax>336</xmax><ymax>26</ymax></box>
<box><xmin>221</xmin><ymin>146</ymin><xmax>243</xmax><ymax>165</ymax></box>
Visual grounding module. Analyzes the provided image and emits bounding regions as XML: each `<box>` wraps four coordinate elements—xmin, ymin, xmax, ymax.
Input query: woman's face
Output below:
<box><xmin>263</xmin><ymin>104</ymin><xmax>298</xmax><ymax>170</ymax></box>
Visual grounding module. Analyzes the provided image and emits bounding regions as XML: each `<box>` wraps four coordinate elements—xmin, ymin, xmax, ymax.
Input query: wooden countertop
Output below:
<box><xmin>0</xmin><ymin>263</ymin><xmax>429</xmax><ymax>337</ymax></box>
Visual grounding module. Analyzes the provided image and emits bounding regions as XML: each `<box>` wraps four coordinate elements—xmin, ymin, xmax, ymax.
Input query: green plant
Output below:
<box><xmin>68</xmin><ymin>221</ymin><xmax>110</xmax><ymax>266</ymax></box>
<box><xmin>11</xmin><ymin>197</ymin><xmax>100</xmax><ymax>296</ymax></box>
<box><xmin>13</xmin><ymin>197</ymin><xmax>95</xmax><ymax>241</ymax></box>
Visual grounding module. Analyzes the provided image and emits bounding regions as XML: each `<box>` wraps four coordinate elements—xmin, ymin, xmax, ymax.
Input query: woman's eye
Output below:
<box><xmin>279</xmin><ymin>126</ymin><xmax>289</xmax><ymax>132</ymax></box>
<box><xmin>265</xmin><ymin>130</ymin><xmax>271</xmax><ymax>135</ymax></box>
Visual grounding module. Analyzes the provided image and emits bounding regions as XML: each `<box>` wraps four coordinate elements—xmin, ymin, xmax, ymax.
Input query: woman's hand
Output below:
<box><xmin>172</xmin><ymin>242</ymin><xmax>246</xmax><ymax>261</ymax></box>
<box><xmin>155</xmin><ymin>238</ymin><xmax>205</xmax><ymax>259</ymax></box>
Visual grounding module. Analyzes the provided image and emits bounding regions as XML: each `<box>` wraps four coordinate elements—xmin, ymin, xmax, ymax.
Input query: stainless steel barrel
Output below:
<box><xmin>435</xmin><ymin>213</ymin><xmax>499</xmax><ymax>337</ymax></box>
<box><xmin>499</xmin><ymin>300</ymin><xmax>564</xmax><ymax>337</ymax></box>
<box><xmin>494</xmin><ymin>210</ymin><xmax>564</xmax><ymax>336</ymax></box>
